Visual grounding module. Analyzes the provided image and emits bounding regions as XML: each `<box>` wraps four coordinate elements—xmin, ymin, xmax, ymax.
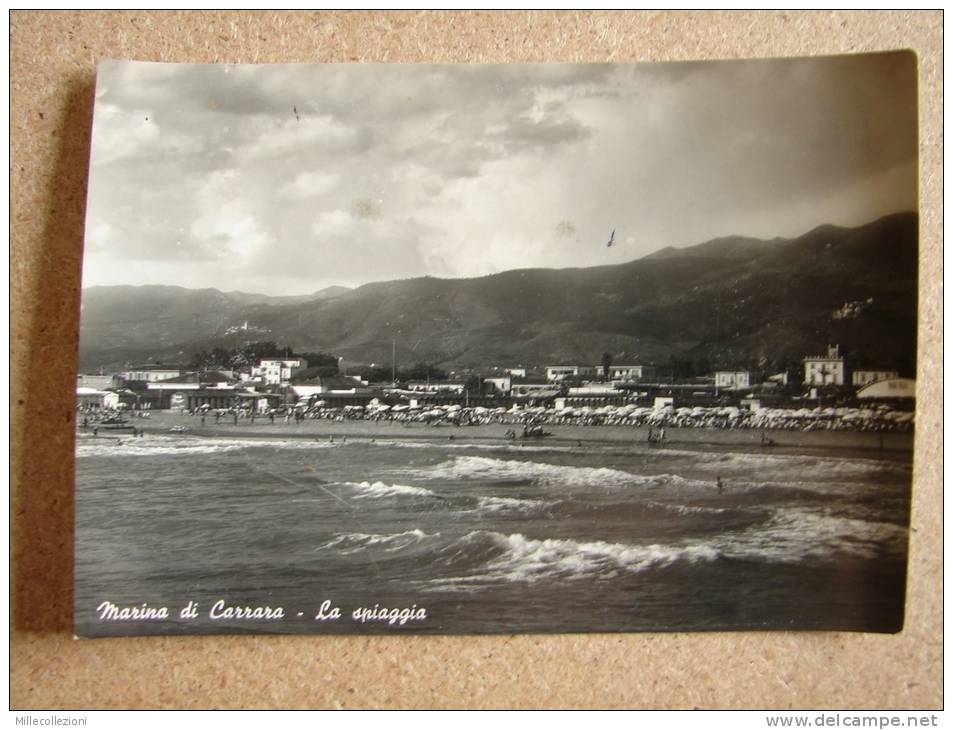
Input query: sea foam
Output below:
<box><xmin>424</xmin><ymin>530</ymin><xmax>720</xmax><ymax>589</ymax></box>
<box><xmin>346</xmin><ymin>481</ymin><xmax>437</xmax><ymax>499</ymax></box>
<box><xmin>428</xmin><ymin>455</ymin><xmax>701</xmax><ymax>490</ymax></box>
<box><xmin>75</xmin><ymin>434</ymin><xmax>338</xmax><ymax>458</ymax></box>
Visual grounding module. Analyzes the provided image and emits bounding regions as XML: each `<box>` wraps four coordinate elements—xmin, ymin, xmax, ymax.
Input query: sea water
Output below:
<box><xmin>74</xmin><ymin>433</ymin><xmax>911</xmax><ymax>635</ymax></box>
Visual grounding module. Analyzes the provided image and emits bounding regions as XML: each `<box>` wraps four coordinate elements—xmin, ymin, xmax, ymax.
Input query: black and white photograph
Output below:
<box><xmin>75</xmin><ymin>53</ymin><xmax>918</xmax><ymax>637</ymax></box>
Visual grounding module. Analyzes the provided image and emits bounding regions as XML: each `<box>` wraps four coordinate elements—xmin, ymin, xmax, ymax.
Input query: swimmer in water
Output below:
<box><xmin>716</xmin><ymin>476</ymin><xmax>724</xmax><ymax>493</ymax></box>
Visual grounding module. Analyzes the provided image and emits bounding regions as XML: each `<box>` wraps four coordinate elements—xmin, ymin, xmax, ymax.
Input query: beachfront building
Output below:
<box><xmin>292</xmin><ymin>376</ymin><xmax>374</xmax><ymax>399</ymax></box>
<box><xmin>120</xmin><ymin>366</ymin><xmax>184</xmax><ymax>383</ymax></box>
<box><xmin>504</xmin><ymin>367</ymin><xmax>527</xmax><ymax>378</ymax></box>
<box><xmin>76</xmin><ymin>387</ymin><xmax>108</xmax><ymax>410</ymax></box>
<box><xmin>146</xmin><ymin>371</ymin><xmax>233</xmax><ymax>391</ymax></box>
<box><xmin>595</xmin><ymin>364</ymin><xmax>657</xmax><ymax>382</ymax></box>
<box><xmin>852</xmin><ymin>370</ymin><xmax>900</xmax><ymax>387</ymax></box>
<box><xmin>253</xmin><ymin>359</ymin><xmax>308</xmax><ymax>385</ymax></box>
<box><xmin>144</xmin><ymin>372</ymin><xmax>236</xmax><ymax>409</ymax></box>
<box><xmin>546</xmin><ymin>365</ymin><xmax>596</xmax><ymax>381</ymax></box>
<box><xmin>406</xmin><ymin>380</ymin><xmax>467</xmax><ymax>394</ymax></box>
<box><xmin>102</xmin><ymin>388</ymin><xmax>143</xmax><ymax>410</ymax></box>
<box><xmin>803</xmin><ymin>345</ymin><xmax>846</xmax><ymax>386</ymax></box>
<box><xmin>856</xmin><ymin>378</ymin><xmax>916</xmax><ymax>401</ymax></box>
<box><xmin>715</xmin><ymin>371</ymin><xmax>752</xmax><ymax>389</ymax></box>
<box><xmin>232</xmin><ymin>391</ymin><xmax>283</xmax><ymax>413</ymax></box>
<box><xmin>77</xmin><ymin>374</ymin><xmax>121</xmax><ymax>390</ymax></box>
<box><xmin>169</xmin><ymin>388</ymin><xmax>243</xmax><ymax>412</ymax></box>
<box><xmin>483</xmin><ymin>376</ymin><xmax>512</xmax><ymax>395</ymax></box>
<box><xmin>511</xmin><ymin>381</ymin><xmax>559</xmax><ymax>399</ymax></box>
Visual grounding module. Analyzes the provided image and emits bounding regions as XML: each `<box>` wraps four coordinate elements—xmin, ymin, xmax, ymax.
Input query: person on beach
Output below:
<box><xmin>716</xmin><ymin>476</ymin><xmax>724</xmax><ymax>493</ymax></box>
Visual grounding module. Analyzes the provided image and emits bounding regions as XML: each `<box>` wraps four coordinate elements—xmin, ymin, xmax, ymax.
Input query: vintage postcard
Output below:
<box><xmin>75</xmin><ymin>54</ymin><xmax>918</xmax><ymax>636</ymax></box>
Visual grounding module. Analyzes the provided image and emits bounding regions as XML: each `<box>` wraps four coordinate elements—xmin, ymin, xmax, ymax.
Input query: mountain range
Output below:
<box><xmin>78</xmin><ymin>212</ymin><xmax>918</xmax><ymax>375</ymax></box>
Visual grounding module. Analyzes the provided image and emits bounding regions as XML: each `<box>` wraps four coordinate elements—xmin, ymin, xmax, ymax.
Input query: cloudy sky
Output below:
<box><xmin>83</xmin><ymin>53</ymin><xmax>917</xmax><ymax>295</ymax></box>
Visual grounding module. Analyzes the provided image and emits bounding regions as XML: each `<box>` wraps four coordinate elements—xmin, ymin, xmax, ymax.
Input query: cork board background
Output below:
<box><xmin>10</xmin><ymin>10</ymin><xmax>942</xmax><ymax>709</ymax></box>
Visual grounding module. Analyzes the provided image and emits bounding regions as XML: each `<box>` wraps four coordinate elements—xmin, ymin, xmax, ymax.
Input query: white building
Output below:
<box><xmin>511</xmin><ymin>382</ymin><xmax>560</xmax><ymax>398</ymax></box>
<box><xmin>504</xmin><ymin>368</ymin><xmax>527</xmax><ymax>378</ymax></box>
<box><xmin>568</xmin><ymin>384</ymin><xmax>620</xmax><ymax>396</ymax></box>
<box><xmin>406</xmin><ymin>381</ymin><xmax>467</xmax><ymax>393</ymax></box>
<box><xmin>856</xmin><ymin>378</ymin><xmax>916</xmax><ymax>400</ymax></box>
<box><xmin>146</xmin><ymin>372</ymin><xmax>234</xmax><ymax>391</ymax></box>
<box><xmin>595</xmin><ymin>364</ymin><xmax>657</xmax><ymax>382</ymax></box>
<box><xmin>715</xmin><ymin>371</ymin><xmax>752</xmax><ymax>389</ymax></box>
<box><xmin>483</xmin><ymin>376</ymin><xmax>512</xmax><ymax>395</ymax></box>
<box><xmin>293</xmin><ymin>376</ymin><xmax>373</xmax><ymax>399</ymax></box>
<box><xmin>852</xmin><ymin>370</ymin><xmax>899</xmax><ymax>387</ymax></box>
<box><xmin>120</xmin><ymin>368</ymin><xmax>183</xmax><ymax>383</ymax></box>
<box><xmin>76</xmin><ymin>387</ymin><xmax>107</xmax><ymax>409</ymax></box>
<box><xmin>77</xmin><ymin>374</ymin><xmax>120</xmax><ymax>389</ymax></box>
<box><xmin>803</xmin><ymin>345</ymin><xmax>846</xmax><ymax>386</ymax></box>
<box><xmin>545</xmin><ymin>365</ymin><xmax>595</xmax><ymax>381</ymax></box>
<box><xmin>253</xmin><ymin>359</ymin><xmax>307</xmax><ymax>385</ymax></box>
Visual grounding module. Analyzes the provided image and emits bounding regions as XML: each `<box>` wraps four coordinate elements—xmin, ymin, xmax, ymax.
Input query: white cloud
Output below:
<box><xmin>312</xmin><ymin>208</ymin><xmax>353</xmax><ymax>233</ymax></box>
<box><xmin>188</xmin><ymin>170</ymin><xmax>274</xmax><ymax>265</ymax></box>
<box><xmin>279</xmin><ymin>171</ymin><xmax>339</xmax><ymax>199</ymax></box>
<box><xmin>81</xmin><ymin>58</ymin><xmax>918</xmax><ymax>295</ymax></box>
<box><xmin>90</xmin><ymin>103</ymin><xmax>159</xmax><ymax>165</ymax></box>
<box><xmin>241</xmin><ymin>115</ymin><xmax>357</xmax><ymax>160</ymax></box>
<box><xmin>84</xmin><ymin>220</ymin><xmax>113</xmax><ymax>251</ymax></box>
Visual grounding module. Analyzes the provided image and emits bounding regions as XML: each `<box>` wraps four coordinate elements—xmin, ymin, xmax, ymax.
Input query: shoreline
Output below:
<box><xmin>78</xmin><ymin>412</ymin><xmax>915</xmax><ymax>459</ymax></box>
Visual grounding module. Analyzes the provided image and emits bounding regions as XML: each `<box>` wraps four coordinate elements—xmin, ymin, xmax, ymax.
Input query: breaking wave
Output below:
<box><xmin>715</xmin><ymin>507</ymin><xmax>909</xmax><ymax>563</ymax></box>
<box><xmin>423</xmin><ymin>531</ymin><xmax>721</xmax><ymax>589</ymax></box>
<box><xmin>427</xmin><ymin>455</ymin><xmax>703</xmax><ymax>489</ymax></box>
<box><xmin>661</xmin><ymin>448</ymin><xmax>911</xmax><ymax>480</ymax></box>
<box><xmin>346</xmin><ymin>481</ymin><xmax>438</xmax><ymax>499</ymax></box>
<box><xmin>75</xmin><ymin>434</ymin><xmax>338</xmax><ymax>458</ymax></box>
<box><xmin>473</xmin><ymin>496</ymin><xmax>550</xmax><ymax>515</ymax></box>
<box><xmin>319</xmin><ymin>529</ymin><xmax>439</xmax><ymax>553</ymax></box>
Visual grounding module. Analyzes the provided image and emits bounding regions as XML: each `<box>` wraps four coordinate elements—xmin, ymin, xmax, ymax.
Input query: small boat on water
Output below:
<box><xmin>98</xmin><ymin>415</ymin><xmax>136</xmax><ymax>432</ymax></box>
<box><xmin>520</xmin><ymin>425</ymin><xmax>552</xmax><ymax>439</ymax></box>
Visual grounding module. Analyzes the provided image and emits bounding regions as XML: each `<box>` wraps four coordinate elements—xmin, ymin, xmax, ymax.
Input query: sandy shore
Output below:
<box><xmin>81</xmin><ymin>411</ymin><xmax>915</xmax><ymax>457</ymax></box>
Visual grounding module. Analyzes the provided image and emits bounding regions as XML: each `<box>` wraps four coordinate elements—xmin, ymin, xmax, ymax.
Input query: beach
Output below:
<box><xmin>82</xmin><ymin>410</ymin><xmax>915</xmax><ymax>457</ymax></box>
<box><xmin>74</xmin><ymin>410</ymin><xmax>913</xmax><ymax>637</ymax></box>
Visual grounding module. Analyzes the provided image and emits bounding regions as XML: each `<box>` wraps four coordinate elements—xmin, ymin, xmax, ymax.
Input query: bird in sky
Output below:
<box><xmin>607</xmin><ymin>229</ymin><xmax>616</xmax><ymax>247</ymax></box>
